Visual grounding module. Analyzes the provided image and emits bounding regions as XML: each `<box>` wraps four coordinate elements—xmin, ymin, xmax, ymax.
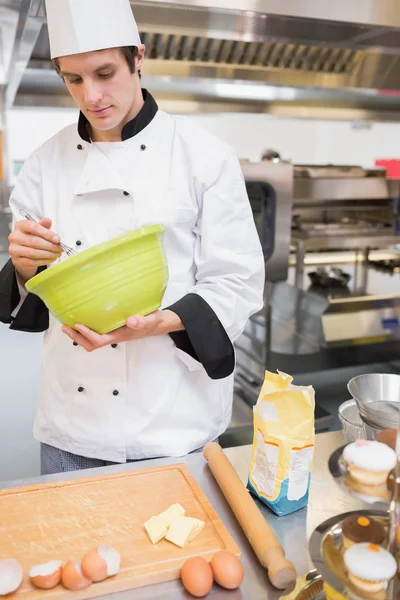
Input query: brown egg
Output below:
<box><xmin>0</xmin><ymin>559</ymin><xmax>23</xmax><ymax>596</ymax></box>
<box><xmin>29</xmin><ymin>560</ymin><xmax>62</xmax><ymax>589</ymax></box>
<box><xmin>181</xmin><ymin>557</ymin><xmax>213</xmax><ymax>598</ymax></box>
<box><xmin>375</xmin><ymin>429</ymin><xmax>397</xmax><ymax>451</ymax></box>
<box><xmin>61</xmin><ymin>558</ymin><xmax>91</xmax><ymax>590</ymax></box>
<box><xmin>210</xmin><ymin>551</ymin><xmax>244</xmax><ymax>590</ymax></box>
<box><xmin>81</xmin><ymin>545</ymin><xmax>120</xmax><ymax>582</ymax></box>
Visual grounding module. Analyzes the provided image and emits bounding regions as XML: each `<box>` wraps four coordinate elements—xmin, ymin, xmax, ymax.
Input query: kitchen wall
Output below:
<box><xmin>194</xmin><ymin>114</ymin><xmax>400</xmax><ymax>166</ymax></box>
<box><xmin>0</xmin><ymin>253</ymin><xmax>42</xmax><ymax>482</ymax></box>
<box><xmin>5</xmin><ymin>107</ymin><xmax>400</xmax><ymax>181</ymax></box>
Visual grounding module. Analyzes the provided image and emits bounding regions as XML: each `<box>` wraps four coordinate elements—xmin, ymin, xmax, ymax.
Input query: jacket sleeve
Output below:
<box><xmin>167</xmin><ymin>149</ymin><xmax>265</xmax><ymax>379</ymax></box>
<box><xmin>0</xmin><ymin>152</ymin><xmax>50</xmax><ymax>332</ymax></box>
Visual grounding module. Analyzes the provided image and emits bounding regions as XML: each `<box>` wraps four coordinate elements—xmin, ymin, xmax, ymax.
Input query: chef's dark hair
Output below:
<box><xmin>120</xmin><ymin>46</ymin><xmax>142</xmax><ymax>78</ymax></box>
<box><xmin>52</xmin><ymin>46</ymin><xmax>141</xmax><ymax>78</ymax></box>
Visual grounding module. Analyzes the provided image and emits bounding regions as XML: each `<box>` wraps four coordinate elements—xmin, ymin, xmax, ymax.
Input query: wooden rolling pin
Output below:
<box><xmin>203</xmin><ymin>442</ymin><xmax>297</xmax><ymax>590</ymax></box>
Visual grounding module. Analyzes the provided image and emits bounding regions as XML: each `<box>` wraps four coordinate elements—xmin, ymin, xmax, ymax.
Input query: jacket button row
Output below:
<box><xmin>77</xmin><ymin>144</ymin><xmax>83</xmax><ymax>150</ymax></box>
<box><xmin>123</xmin><ymin>191</ymin><xmax>129</xmax><ymax>196</ymax></box>
<box><xmin>140</xmin><ymin>144</ymin><xmax>146</xmax><ymax>151</ymax></box>
<box><xmin>73</xmin><ymin>341</ymin><xmax>78</xmax><ymax>347</ymax></box>
<box><xmin>111</xmin><ymin>344</ymin><xmax>118</xmax><ymax>348</ymax></box>
<box><xmin>76</xmin><ymin>240</ymin><xmax>82</xmax><ymax>246</ymax></box>
<box><xmin>77</xmin><ymin>387</ymin><xmax>120</xmax><ymax>396</ymax></box>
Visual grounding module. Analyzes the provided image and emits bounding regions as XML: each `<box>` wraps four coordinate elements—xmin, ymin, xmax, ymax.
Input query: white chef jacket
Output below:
<box><xmin>4</xmin><ymin>103</ymin><xmax>264</xmax><ymax>461</ymax></box>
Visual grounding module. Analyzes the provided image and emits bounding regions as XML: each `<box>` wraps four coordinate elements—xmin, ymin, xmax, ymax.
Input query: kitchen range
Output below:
<box><xmin>236</xmin><ymin>161</ymin><xmax>400</xmax><ymax>429</ymax></box>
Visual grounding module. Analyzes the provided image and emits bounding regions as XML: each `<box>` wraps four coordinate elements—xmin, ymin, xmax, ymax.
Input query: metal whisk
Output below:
<box><xmin>19</xmin><ymin>209</ymin><xmax>77</xmax><ymax>257</ymax></box>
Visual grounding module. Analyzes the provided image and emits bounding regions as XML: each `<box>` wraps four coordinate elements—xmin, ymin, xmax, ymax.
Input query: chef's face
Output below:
<box><xmin>58</xmin><ymin>47</ymin><xmax>145</xmax><ymax>139</ymax></box>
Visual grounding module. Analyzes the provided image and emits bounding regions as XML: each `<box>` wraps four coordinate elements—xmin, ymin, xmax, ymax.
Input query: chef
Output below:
<box><xmin>0</xmin><ymin>0</ymin><xmax>264</xmax><ymax>475</ymax></box>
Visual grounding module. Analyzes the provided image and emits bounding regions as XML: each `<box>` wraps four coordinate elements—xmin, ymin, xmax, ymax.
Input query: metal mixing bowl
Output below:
<box><xmin>347</xmin><ymin>373</ymin><xmax>400</xmax><ymax>430</ymax></box>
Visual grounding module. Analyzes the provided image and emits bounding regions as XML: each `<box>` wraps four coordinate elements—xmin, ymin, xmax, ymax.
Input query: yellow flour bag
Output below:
<box><xmin>247</xmin><ymin>370</ymin><xmax>315</xmax><ymax>516</ymax></box>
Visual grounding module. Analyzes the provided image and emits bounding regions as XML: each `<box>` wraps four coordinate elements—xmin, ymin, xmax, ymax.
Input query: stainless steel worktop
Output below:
<box><xmin>1</xmin><ymin>431</ymin><xmax>363</xmax><ymax>599</ymax></box>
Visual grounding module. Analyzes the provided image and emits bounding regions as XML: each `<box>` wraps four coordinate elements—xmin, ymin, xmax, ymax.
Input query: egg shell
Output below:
<box><xmin>210</xmin><ymin>551</ymin><xmax>244</xmax><ymax>590</ymax></box>
<box><xmin>61</xmin><ymin>558</ymin><xmax>92</xmax><ymax>590</ymax></box>
<box><xmin>0</xmin><ymin>559</ymin><xmax>23</xmax><ymax>596</ymax></box>
<box><xmin>29</xmin><ymin>560</ymin><xmax>62</xmax><ymax>589</ymax></box>
<box><xmin>181</xmin><ymin>557</ymin><xmax>213</xmax><ymax>598</ymax></box>
<box><xmin>81</xmin><ymin>549</ymin><xmax>108</xmax><ymax>582</ymax></box>
<box><xmin>81</xmin><ymin>545</ymin><xmax>121</xmax><ymax>582</ymax></box>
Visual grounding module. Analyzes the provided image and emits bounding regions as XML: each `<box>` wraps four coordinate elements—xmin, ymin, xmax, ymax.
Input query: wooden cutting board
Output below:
<box><xmin>0</xmin><ymin>464</ymin><xmax>240</xmax><ymax>599</ymax></box>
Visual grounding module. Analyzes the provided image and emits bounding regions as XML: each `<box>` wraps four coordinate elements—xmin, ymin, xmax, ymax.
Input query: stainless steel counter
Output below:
<box><xmin>1</xmin><ymin>431</ymin><xmax>363</xmax><ymax>599</ymax></box>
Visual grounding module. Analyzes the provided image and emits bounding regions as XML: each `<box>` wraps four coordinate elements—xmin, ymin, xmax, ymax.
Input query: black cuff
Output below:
<box><xmin>0</xmin><ymin>258</ymin><xmax>19</xmax><ymax>321</ymax></box>
<box><xmin>0</xmin><ymin>259</ymin><xmax>49</xmax><ymax>332</ymax></box>
<box><xmin>167</xmin><ymin>293</ymin><xmax>235</xmax><ymax>380</ymax></box>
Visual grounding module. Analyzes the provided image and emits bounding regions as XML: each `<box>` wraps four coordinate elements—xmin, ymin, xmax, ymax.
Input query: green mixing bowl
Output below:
<box><xmin>25</xmin><ymin>225</ymin><xmax>168</xmax><ymax>334</ymax></box>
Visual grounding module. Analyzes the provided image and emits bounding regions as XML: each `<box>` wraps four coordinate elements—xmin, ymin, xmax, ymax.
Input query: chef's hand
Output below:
<box><xmin>61</xmin><ymin>310</ymin><xmax>184</xmax><ymax>352</ymax></box>
<box><xmin>9</xmin><ymin>217</ymin><xmax>63</xmax><ymax>283</ymax></box>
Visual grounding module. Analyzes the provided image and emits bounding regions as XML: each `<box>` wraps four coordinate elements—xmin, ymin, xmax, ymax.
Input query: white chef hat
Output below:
<box><xmin>45</xmin><ymin>0</ymin><xmax>141</xmax><ymax>59</ymax></box>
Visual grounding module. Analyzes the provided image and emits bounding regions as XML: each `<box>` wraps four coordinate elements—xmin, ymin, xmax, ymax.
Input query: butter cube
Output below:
<box><xmin>186</xmin><ymin>517</ymin><xmax>205</xmax><ymax>542</ymax></box>
<box><xmin>158</xmin><ymin>503</ymin><xmax>185</xmax><ymax>528</ymax></box>
<box><xmin>144</xmin><ymin>515</ymin><xmax>168</xmax><ymax>544</ymax></box>
<box><xmin>165</xmin><ymin>516</ymin><xmax>205</xmax><ymax>548</ymax></box>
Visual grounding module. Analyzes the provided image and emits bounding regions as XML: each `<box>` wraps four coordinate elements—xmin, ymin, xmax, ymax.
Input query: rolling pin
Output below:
<box><xmin>203</xmin><ymin>442</ymin><xmax>297</xmax><ymax>590</ymax></box>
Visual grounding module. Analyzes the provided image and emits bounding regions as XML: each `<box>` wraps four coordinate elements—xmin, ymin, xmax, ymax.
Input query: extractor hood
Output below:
<box><xmin>4</xmin><ymin>0</ymin><xmax>400</xmax><ymax>118</ymax></box>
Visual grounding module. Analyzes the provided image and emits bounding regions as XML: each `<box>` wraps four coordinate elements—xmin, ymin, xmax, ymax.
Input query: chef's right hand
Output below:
<box><xmin>8</xmin><ymin>217</ymin><xmax>63</xmax><ymax>283</ymax></box>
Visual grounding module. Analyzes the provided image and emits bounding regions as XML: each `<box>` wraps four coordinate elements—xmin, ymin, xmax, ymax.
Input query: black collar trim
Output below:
<box><xmin>77</xmin><ymin>89</ymin><xmax>158</xmax><ymax>143</ymax></box>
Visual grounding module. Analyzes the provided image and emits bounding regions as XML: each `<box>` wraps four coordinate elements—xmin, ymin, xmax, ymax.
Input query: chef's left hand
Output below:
<box><xmin>61</xmin><ymin>310</ymin><xmax>184</xmax><ymax>352</ymax></box>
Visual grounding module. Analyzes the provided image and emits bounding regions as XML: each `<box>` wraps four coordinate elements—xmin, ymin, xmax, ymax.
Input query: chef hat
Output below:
<box><xmin>45</xmin><ymin>0</ymin><xmax>141</xmax><ymax>59</ymax></box>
